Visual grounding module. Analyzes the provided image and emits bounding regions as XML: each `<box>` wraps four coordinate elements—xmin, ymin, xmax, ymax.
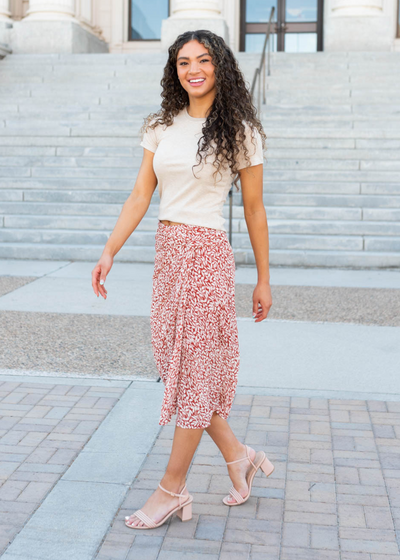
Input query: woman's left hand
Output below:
<box><xmin>252</xmin><ymin>282</ymin><xmax>272</xmax><ymax>322</ymax></box>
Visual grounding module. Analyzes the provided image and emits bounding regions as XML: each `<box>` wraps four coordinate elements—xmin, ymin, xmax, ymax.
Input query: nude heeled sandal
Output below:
<box><xmin>125</xmin><ymin>483</ymin><xmax>193</xmax><ymax>530</ymax></box>
<box><xmin>223</xmin><ymin>445</ymin><xmax>275</xmax><ymax>506</ymax></box>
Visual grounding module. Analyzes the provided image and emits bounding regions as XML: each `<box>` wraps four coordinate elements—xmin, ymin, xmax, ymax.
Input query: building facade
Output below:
<box><xmin>0</xmin><ymin>0</ymin><xmax>400</xmax><ymax>55</ymax></box>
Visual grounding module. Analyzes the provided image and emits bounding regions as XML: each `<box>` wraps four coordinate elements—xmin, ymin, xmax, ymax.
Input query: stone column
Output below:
<box><xmin>161</xmin><ymin>0</ymin><xmax>229</xmax><ymax>51</ymax></box>
<box><xmin>0</xmin><ymin>0</ymin><xmax>12</xmax><ymax>58</ymax></box>
<box><xmin>0</xmin><ymin>0</ymin><xmax>12</xmax><ymax>22</ymax></box>
<box><xmin>172</xmin><ymin>0</ymin><xmax>223</xmax><ymax>18</ymax></box>
<box><xmin>24</xmin><ymin>0</ymin><xmax>76</xmax><ymax>21</ymax></box>
<box><xmin>324</xmin><ymin>0</ymin><xmax>398</xmax><ymax>51</ymax></box>
<box><xmin>12</xmin><ymin>0</ymin><xmax>108</xmax><ymax>53</ymax></box>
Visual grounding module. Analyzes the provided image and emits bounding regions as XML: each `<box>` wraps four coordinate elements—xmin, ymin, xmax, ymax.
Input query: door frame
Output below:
<box><xmin>239</xmin><ymin>0</ymin><xmax>324</xmax><ymax>52</ymax></box>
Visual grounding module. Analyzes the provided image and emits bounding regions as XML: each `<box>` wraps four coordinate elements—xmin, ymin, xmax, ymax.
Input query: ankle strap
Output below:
<box><xmin>226</xmin><ymin>445</ymin><xmax>256</xmax><ymax>470</ymax></box>
<box><xmin>158</xmin><ymin>483</ymin><xmax>187</xmax><ymax>506</ymax></box>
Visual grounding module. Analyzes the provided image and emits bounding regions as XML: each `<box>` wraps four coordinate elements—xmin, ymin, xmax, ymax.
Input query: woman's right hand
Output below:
<box><xmin>91</xmin><ymin>253</ymin><xmax>113</xmax><ymax>299</ymax></box>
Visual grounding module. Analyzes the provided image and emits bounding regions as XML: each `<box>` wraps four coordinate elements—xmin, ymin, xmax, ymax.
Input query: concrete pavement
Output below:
<box><xmin>0</xmin><ymin>258</ymin><xmax>399</xmax><ymax>559</ymax></box>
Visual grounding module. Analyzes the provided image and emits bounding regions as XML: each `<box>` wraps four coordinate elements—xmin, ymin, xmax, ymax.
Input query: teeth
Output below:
<box><xmin>190</xmin><ymin>78</ymin><xmax>205</xmax><ymax>83</ymax></box>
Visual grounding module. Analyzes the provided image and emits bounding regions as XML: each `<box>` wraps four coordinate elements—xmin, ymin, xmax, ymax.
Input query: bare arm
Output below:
<box><xmin>91</xmin><ymin>148</ymin><xmax>157</xmax><ymax>298</ymax></box>
<box><xmin>239</xmin><ymin>163</ymin><xmax>272</xmax><ymax>322</ymax></box>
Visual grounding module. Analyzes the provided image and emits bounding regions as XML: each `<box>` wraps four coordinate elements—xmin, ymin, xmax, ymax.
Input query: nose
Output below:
<box><xmin>187</xmin><ymin>61</ymin><xmax>201</xmax><ymax>74</ymax></box>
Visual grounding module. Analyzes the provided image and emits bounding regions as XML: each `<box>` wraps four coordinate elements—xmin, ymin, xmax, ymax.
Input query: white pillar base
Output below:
<box><xmin>23</xmin><ymin>13</ymin><xmax>77</xmax><ymax>21</ymax></box>
<box><xmin>11</xmin><ymin>20</ymin><xmax>109</xmax><ymax>53</ymax></box>
<box><xmin>161</xmin><ymin>17</ymin><xmax>229</xmax><ymax>52</ymax></box>
<box><xmin>0</xmin><ymin>0</ymin><xmax>12</xmax><ymax>22</ymax></box>
<box><xmin>324</xmin><ymin>0</ymin><xmax>398</xmax><ymax>51</ymax></box>
<box><xmin>23</xmin><ymin>0</ymin><xmax>76</xmax><ymax>21</ymax></box>
<box><xmin>324</xmin><ymin>17</ymin><xmax>396</xmax><ymax>51</ymax></box>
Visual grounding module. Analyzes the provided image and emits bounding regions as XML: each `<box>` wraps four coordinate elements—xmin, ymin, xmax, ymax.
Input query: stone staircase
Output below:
<box><xmin>0</xmin><ymin>51</ymin><xmax>399</xmax><ymax>268</ymax></box>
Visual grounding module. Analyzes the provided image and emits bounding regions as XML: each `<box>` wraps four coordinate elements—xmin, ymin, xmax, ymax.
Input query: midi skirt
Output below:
<box><xmin>150</xmin><ymin>220</ymin><xmax>240</xmax><ymax>430</ymax></box>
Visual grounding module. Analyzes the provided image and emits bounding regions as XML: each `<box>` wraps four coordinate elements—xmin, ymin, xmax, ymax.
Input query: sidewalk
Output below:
<box><xmin>0</xmin><ymin>259</ymin><xmax>400</xmax><ymax>559</ymax></box>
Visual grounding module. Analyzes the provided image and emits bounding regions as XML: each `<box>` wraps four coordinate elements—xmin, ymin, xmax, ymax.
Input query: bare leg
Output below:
<box><xmin>205</xmin><ymin>412</ymin><xmax>257</xmax><ymax>504</ymax></box>
<box><xmin>126</xmin><ymin>424</ymin><xmax>203</xmax><ymax>527</ymax></box>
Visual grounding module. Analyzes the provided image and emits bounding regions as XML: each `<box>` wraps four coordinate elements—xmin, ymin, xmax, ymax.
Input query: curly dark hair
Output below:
<box><xmin>139</xmin><ymin>29</ymin><xmax>266</xmax><ymax>191</ymax></box>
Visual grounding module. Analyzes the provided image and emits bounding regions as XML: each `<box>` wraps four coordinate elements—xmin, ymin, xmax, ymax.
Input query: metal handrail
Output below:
<box><xmin>250</xmin><ymin>6</ymin><xmax>275</xmax><ymax>115</ymax></box>
<box><xmin>228</xmin><ymin>7</ymin><xmax>275</xmax><ymax>249</ymax></box>
<box><xmin>228</xmin><ymin>186</ymin><xmax>233</xmax><ymax>246</ymax></box>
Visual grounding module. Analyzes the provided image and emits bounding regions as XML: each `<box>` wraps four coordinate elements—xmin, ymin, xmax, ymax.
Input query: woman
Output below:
<box><xmin>91</xmin><ymin>29</ymin><xmax>273</xmax><ymax>530</ymax></box>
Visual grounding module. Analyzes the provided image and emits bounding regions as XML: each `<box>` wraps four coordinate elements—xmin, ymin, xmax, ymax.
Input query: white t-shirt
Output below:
<box><xmin>140</xmin><ymin>106</ymin><xmax>264</xmax><ymax>232</ymax></box>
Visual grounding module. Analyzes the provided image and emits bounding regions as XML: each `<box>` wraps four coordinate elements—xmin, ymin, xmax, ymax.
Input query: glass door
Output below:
<box><xmin>240</xmin><ymin>0</ymin><xmax>323</xmax><ymax>52</ymax></box>
<box><xmin>129</xmin><ymin>0</ymin><xmax>170</xmax><ymax>41</ymax></box>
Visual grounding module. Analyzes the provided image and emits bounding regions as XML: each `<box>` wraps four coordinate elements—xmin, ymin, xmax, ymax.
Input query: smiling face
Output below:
<box><xmin>176</xmin><ymin>39</ymin><xmax>216</xmax><ymax>101</ymax></box>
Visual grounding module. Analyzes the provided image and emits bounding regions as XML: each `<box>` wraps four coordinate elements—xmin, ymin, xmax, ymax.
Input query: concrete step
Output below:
<box><xmin>262</xmin><ymin>193</ymin><xmax>400</xmax><ymax>208</ymax></box>
<box><xmin>0</xmin><ymin>51</ymin><xmax>398</xmax><ymax>269</ymax></box>
<box><xmin>363</xmin><ymin>208</ymin><xmax>400</xmax><ymax>221</ymax></box>
<box><xmin>5</xmin><ymin>215</ymin><xmax>400</xmax><ymax>238</ymax></box>
<box><xmin>1</xmin><ymin>95</ymin><xmax>399</xmax><ymax>107</ymax></box>
<box><xmin>264</xmin><ymin>149</ymin><xmax>400</xmax><ymax>161</ymax></box>
<box><xmin>0</xmin><ymin>155</ymin><xmax>143</xmax><ymax>168</ymax></box>
<box><xmin>247</xmin><ymin>219</ymin><xmax>400</xmax><ymax>236</ymax></box>
<box><xmin>0</xmin><ymin>241</ymin><xmax>398</xmax><ymax>268</ymax></box>
<box><xmin>263</xmin><ymin>129</ymin><xmax>400</xmax><ymax>139</ymax></box>
<box><xmin>0</xmin><ymin>227</ymin><xmax>373</xmax><ymax>252</ymax></box>
<box><xmin>3</xmin><ymin>187</ymin><xmax>399</xmax><ymax>209</ymax></box>
<box><xmin>250</xmin><ymin>170</ymin><xmax>400</xmax><ymax>183</ymax></box>
<box><xmin>11</xmin><ymin>144</ymin><xmax>400</xmax><ymax>158</ymax></box>
<box><xmin>3</xmin><ymin>106</ymin><xmax>400</xmax><ymax>120</ymax></box>
<box><xmin>270</xmin><ymin>139</ymin><xmax>400</xmax><ymax>149</ymax></box>
<box><xmin>0</xmin><ymin>136</ymin><xmax>141</xmax><ymax>148</ymax></box>
<box><xmin>234</xmin><ymin>232</ymin><xmax>400</xmax><ymax>252</ymax></box>
<box><xmin>265</xmin><ymin>182</ymin><xmax>400</xmax><ymax>196</ymax></box>
<box><xmin>3</xmin><ymin>153</ymin><xmax>400</xmax><ymax>169</ymax></box>
<box><xmin>0</xmin><ymin>202</ymin><xmax>365</xmax><ymax>221</ymax></box>
<box><xmin>4</xmin><ymin>114</ymin><xmax>400</xmax><ymax>126</ymax></box>
<box><xmin>1</xmin><ymin>52</ymin><xmax>396</xmax><ymax>66</ymax></box>
<box><xmin>2</xmin><ymin>215</ymin><xmax>160</xmax><ymax>231</ymax></box>
<box><xmin>0</xmin><ymin>180</ymin><xmax>361</xmax><ymax>196</ymax></box>
<box><xmin>1</xmin><ymin>226</ymin><xmax>398</xmax><ymax>253</ymax></box>
<box><xmin>1</xmin><ymin>181</ymin><xmax>399</xmax><ymax>200</ymax></box>
<box><xmin>2</xmin><ymin>126</ymin><xmax>400</xmax><ymax>141</ymax></box>
<box><xmin>1</xmin><ymin>92</ymin><xmax>398</xmax><ymax>107</ymax></box>
<box><xmin>2</xmin><ymin>135</ymin><xmax>397</xmax><ymax>150</ymax></box>
<box><xmin>0</xmin><ymin>227</ymin><xmax>112</xmax><ymax>245</ymax></box>
<box><xmin>265</xmin><ymin>94</ymin><xmax>400</xmax><ymax>104</ymax></box>
<box><xmin>0</xmin><ymin>179</ymin><xmax>140</xmax><ymax>191</ymax></box>
<box><xmin>1</xmin><ymin>167</ymin><xmax>399</xmax><ymax>184</ymax></box>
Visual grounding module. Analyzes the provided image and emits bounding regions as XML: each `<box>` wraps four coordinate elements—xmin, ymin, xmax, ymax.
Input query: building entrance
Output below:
<box><xmin>240</xmin><ymin>0</ymin><xmax>323</xmax><ymax>52</ymax></box>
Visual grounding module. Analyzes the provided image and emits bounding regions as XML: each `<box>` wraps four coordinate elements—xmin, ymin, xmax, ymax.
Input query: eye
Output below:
<box><xmin>178</xmin><ymin>59</ymin><xmax>210</xmax><ymax>66</ymax></box>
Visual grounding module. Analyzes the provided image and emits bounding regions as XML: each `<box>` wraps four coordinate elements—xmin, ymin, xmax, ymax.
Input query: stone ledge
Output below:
<box><xmin>10</xmin><ymin>20</ymin><xmax>108</xmax><ymax>54</ymax></box>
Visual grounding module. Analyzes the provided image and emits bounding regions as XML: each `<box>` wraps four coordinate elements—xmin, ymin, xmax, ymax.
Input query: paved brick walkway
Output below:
<box><xmin>0</xmin><ymin>379</ymin><xmax>126</xmax><ymax>554</ymax></box>
<box><xmin>97</xmin><ymin>394</ymin><xmax>400</xmax><ymax>560</ymax></box>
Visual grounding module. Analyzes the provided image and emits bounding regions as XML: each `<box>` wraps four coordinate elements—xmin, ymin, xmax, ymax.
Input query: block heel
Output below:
<box><xmin>260</xmin><ymin>456</ymin><xmax>275</xmax><ymax>477</ymax></box>
<box><xmin>177</xmin><ymin>500</ymin><xmax>192</xmax><ymax>522</ymax></box>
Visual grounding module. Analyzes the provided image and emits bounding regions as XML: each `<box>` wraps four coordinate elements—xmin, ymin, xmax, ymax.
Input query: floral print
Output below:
<box><xmin>150</xmin><ymin>221</ymin><xmax>240</xmax><ymax>429</ymax></box>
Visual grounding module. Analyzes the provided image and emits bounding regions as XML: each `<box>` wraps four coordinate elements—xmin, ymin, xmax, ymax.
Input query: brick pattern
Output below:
<box><xmin>0</xmin><ymin>379</ymin><xmax>126</xmax><ymax>554</ymax></box>
<box><xmin>97</xmin><ymin>395</ymin><xmax>400</xmax><ymax>560</ymax></box>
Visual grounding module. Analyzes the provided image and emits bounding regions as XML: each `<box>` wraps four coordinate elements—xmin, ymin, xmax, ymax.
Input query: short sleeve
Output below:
<box><xmin>140</xmin><ymin>122</ymin><xmax>158</xmax><ymax>153</ymax></box>
<box><xmin>236</xmin><ymin>123</ymin><xmax>264</xmax><ymax>170</ymax></box>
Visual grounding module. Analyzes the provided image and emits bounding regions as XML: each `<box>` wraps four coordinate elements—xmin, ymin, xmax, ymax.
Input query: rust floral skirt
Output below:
<box><xmin>150</xmin><ymin>221</ymin><xmax>240</xmax><ymax>430</ymax></box>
